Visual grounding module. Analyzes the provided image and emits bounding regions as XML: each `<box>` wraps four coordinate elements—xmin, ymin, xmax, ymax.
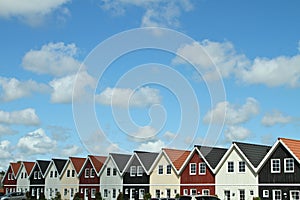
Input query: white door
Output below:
<box><xmin>69</xmin><ymin>188</ymin><xmax>74</xmax><ymax>200</ymax></box>
<box><xmin>84</xmin><ymin>188</ymin><xmax>89</xmax><ymax>200</ymax></box>
<box><xmin>37</xmin><ymin>188</ymin><xmax>40</xmax><ymax>199</ymax></box>
<box><xmin>130</xmin><ymin>188</ymin><xmax>135</xmax><ymax>200</ymax></box>
<box><xmin>290</xmin><ymin>191</ymin><xmax>300</xmax><ymax>200</ymax></box>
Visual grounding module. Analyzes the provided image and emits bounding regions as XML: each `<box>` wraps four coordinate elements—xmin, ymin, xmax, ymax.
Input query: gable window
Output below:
<box><xmin>113</xmin><ymin>168</ymin><xmax>117</xmax><ymax>176</ymax></box>
<box><xmin>72</xmin><ymin>170</ymin><xmax>75</xmax><ymax>177</ymax></box>
<box><xmin>54</xmin><ymin>171</ymin><xmax>58</xmax><ymax>178</ymax></box>
<box><xmin>90</xmin><ymin>168</ymin><xmax>95</xmax><ymax>178</ymax></box>
<box><xmin>158</xmin><ymin>165</ymin><xmax>163</xmax><ymax>174</ymax></box>
<box><xmin>21</xmin><ymin>172</ymin><xmax>23</xmax><ymax>179</ymax></box>
<box><xmin>239</xmin><ymin>161</ymin><xmax>246</xmax><ymax>173</ymax></box>
<box><xmin>67</xmin><ymin>170</ymin><xmax>70</xmax><ymax>177</ymax></box>
<box><xmin>85</xmin><ymin>168</ymin><xmax>89</xmax><ymax>178</ymax></box>
<box><xmin>284</xmin><ymin>158</ymin><xmax>294</xmax><ymax>173</ymax></box>
<box><xmin>130</xmin><ymin>166</ymin><xmax>136</xmax><ymax>176</ymax></box>
<box><xmin>271</xmin><ymin>159</ymin><xmax>280</xmax><ymax>173</ymax></box>
<box><xmin>34</xmin><ymin>171</ymin><xmax>38</xmax><ymax>179</ymax></box>
<box><xmin>137</xmin><ymin>166</ymin><xmax>143</xmax><ymax>176</ymax></box>
<box><xmin>50</xmin><ymin>171</ymin><xmax>53</xmax><ymax>178</ymax></box>
<box><xmin>166</xmin><ymin>164</ymin><xmax>172</xmax><ymax>174</ymax></box>
<box><xmin>38</xmin><ymin>171</ymin><xmax>41</xmax><ymax>179</ymax></box>
<box><xmin>107</xmin><ymin>168</ymin><xmax>111</xmax><ymax>176</ymax></box>
<box><xmin>189</xmin><ymin>163</ymin><xmax>196</xmax><ymax>175</ymax></box>
<box><xmin>199</xmin><ymin>162</ymin><xmax>206</xmax><ymax>175</ymax></box>
<box><xmin>227</xmin><ymin>161</ymin><xmax>234</xmax><ymax>173</ymax></box>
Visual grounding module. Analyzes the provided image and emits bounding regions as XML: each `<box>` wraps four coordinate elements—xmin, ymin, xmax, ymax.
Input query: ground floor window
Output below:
<box><xmin>263</xmin><ymin>190</ymin><xmax>269</xmax><ymax>198</ymax></box>
<box><xmin>32</xmin><ymin>188</ymin><xmax>35</xmax><ymax>197</ymax></box>
<box><xmin>103</xmin><ymin>189</ymin><xmax>108</xmax><ymax>198</ymax></box>
<box><xmin>202</xmin><ymin>189</ymin><xmax>210</xmax><ymax>195</ymax></box>
<box><xmin>64</xmin><ymin>188</ymin><xmax>68</xmax><ymax>196</ymax></box>
<box><xmin>183</xmin><ymin>189</ymin><xmax>188</xmax><ymax>195</ymax></box>
<box><xmin>156</xmin><ymin>190</ymin><xmax>160</xmax><ymax>198</ymax></box>
<box><xmin>71</xmin><ymin>188</ymin><xmax>74</xmax><ymax>197</ymax></box>
<box><xmin>139</xmin><ymin>189</ymin><xmax>145</xmax><ymax>199</ymax></box>
<box><xmin>112</xmin><ymin>189</ymin><xmax>116</xmax><ymax>198</ymax></box>
<box><xmin>91</xmin><ymin>189</ymin><xmax>96</xmax><ymax>198</ymax></box>
<box><xmin>166</xmin><ymin>189</ymin><xmax>170</xmax><ymax>198</ymax></box>
<box><xmin>190</xmin><ymin>189</ymin><xmax>197</xmax><ymax>196</ymax></box>
<box><xmin>239</xmin><ymin>189</ymin><xmax>245</xmax><ymax>200</ymax></box>
<box><xmin>290</xmin><ymin>190</ymin><xmax>300</xmax><ymax>200</ymax></box>
<box><xmin>273</xmin><ymin>190</ymin><xmax>281</xmax><ymax>200</ymax></box>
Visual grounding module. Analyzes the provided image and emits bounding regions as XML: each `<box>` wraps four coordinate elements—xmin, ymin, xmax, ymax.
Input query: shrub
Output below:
<box><xmin>253</xmin><ymin>197</ymin><xmax>261</xmax><ymax>200</ymax></box>
<box><xmin>73</xmin><ymin>192</ymin><xmax>82</xmax><ymax>200</ymax></box>
<box><xmin>143</xmin><ymin>193</ymin><xmax>151</xmax><ymax>200</ymax></box>
<box><xmin>117</xmin><ymin>192</ymin><xmax>124</xmax><ymax>200</ymax></box>
<box><xmin>95</xmin><ymin>192</ymin><xmax>102</xmax><ymax>200</ymax></box>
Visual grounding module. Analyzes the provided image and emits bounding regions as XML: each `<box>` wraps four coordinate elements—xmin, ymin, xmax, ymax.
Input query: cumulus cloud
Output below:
<box><xmin>59</xmin><ymin>145</ymin><xmax>82</xmax><ymax>157</ymax></box>
<box><xmin>224</xmin><ymin>126</ymin><xmax>251</xmax><ymax>143</ymax></box>
<box><xmin>17</xmin><ymin>128</ymin><xmax>57</xmax><ymax>155</ymax></box>
<box><xmin>0</xmin><ymin>125</ymin><xmax>17</xmax><ymax>136</ymax></box>
<box><xmin>261</xmin><ymin>111</ymin><xmax>293</xmax><ymax>127</ymax></box>
<box><xmin>130</xmin><ymin>126</ymin><xmax>157</xmax><ymax>141</ymax></box>
<box><xmin>163</xmin><ymin>131</ymin><xmax>177</xmax><ymax>141</ymax></box>
<box><xmin>0</xmin><ymin>0</ymin><xmax>70</xmax><ymax>26</ymax></box>
<box><xmin>22</xmin><ymin>42</ymin><xmax>81</xmax><ymax>76</ymax></box>
<box><xmin>0</xmin><ymin>77</ymin><xmax>50</xmax><ymax>102</ymax></box>
<box><xmin>101</xmin><ymin>0</ymin><xmax>193</xmax><ymax>28</ymax></box>
<box><xmin>50</xmin><ymin>71</ymin><xmax>96</xmax><ymax>103</ymax></box>
<box><xmin>203</xmin><ymin>97</ymin><xmax>259</xmax><ymax>125</ymax></box>
<box><xmin>0</xmin><ymin>140</ymin><xmax>12</xmax><ymax>159</ymax></box>
<box><xmin>0</xmin><ymin>108</ymin><xmax>40</xmax><ymax>126</ymax></box>
<box><xmin>96</xmin><ymin>86</ymin><xmax>161</xmax><ymax>108</ymax></box>
<box><xmin>137</xmin><ymin>140</ymin><xmax>166</xmax><ymax>152</ymax></box>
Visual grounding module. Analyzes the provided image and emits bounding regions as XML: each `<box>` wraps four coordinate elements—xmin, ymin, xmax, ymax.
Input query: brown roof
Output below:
<box><xmin>70</xmin><ymin>157</ymin><xmax>86</xmax><ymax>173</ymax></box>
<box><xmin>89</xmin><ymin>155</ymin><xmax>107</xmax><ymax>173</ymax></box>
<box><xmin>10</xmin><ymin>162</ymin><xmax>21</xmax><ymax>176</ymax></box>
<box><xmin>280</xmin><ymin>138</ymin><xmax>300</xmax><ymax>161</ymax></box>
<box><xmin>163</xmin><ymin>148</ymin><xmax>190</xmax><ymax>171</ymax></box>
<box><xmin>23</xmin><ymin>162</ymin><xmax>35</xmax><ymax>175</ymax></box>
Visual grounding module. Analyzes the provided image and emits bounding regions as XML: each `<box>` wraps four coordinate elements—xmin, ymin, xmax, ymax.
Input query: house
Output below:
<box><xmin>100</xmin><ymin>153</ymin><xmax>131</xmax><ymax>200</ymax></box>
<box><xmin>215</xmin><ymin>142</ymin><xmax>270</xmax><ymax>200</ymax></box>
<box><xmin>16</xmin><ymin>161</ymin><xmax>35</xmax><ymax>193</ymax></box>
<box><xmin>257</xmin><ymin>138</ymin><xmax>300</xmax><ymax>200</ymax></box>
<box><xmin>2</xmin><ymin>162</ymin><xmax>21</xmax><ymax>194</ymax></box>
<box><xmin>123</xmin><ymin>151</ymin><xmax>159</xmax><ymax>200</ymax></box>
<box><xmin>149</xmin><ymin>148</ymin><xmax>190</xmax><ymax>198</ymax></box>
<box><xmin>29</xmin><ymin>160</ymin><xmax>51</xmax><ymax>199</ymax></box>
<box><xmin>44</xmin><ymin>158</ymin><xmax>68</xmax><ymax>199</ymax></box>
<box><xmin>60</xmin><ymin>157</ymin><xmax>85</xmax><ymax>200</ymax></box>
<box><xmin>78</xmin><ymin>155</ymin><xmax>107</xmax><ymax>200</ymax></box>
<box><xmin>179</xmin><ymin>145</ymin><xmax>227</xmax><ymax>196</ymax></box>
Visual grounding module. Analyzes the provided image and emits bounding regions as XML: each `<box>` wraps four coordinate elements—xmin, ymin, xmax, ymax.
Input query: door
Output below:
<box><xmin>69</xmin><ymin>188</ymin><xmax>74</xmax><ymax>200</ymax></box>
<box><xmin>37</xmin><ymin>188</ymin><xmax>40</xmax><ymax>199</ymax></box>
<box><xmin>84</xmin><ymin>188</ymin><xmax>89</xmax><ymax>200</ymax></box>
<box><xmin>272</xmin><ymin>190</ymin><xmax>281</xmax><ymax>200</ymax></box>
<box><xmin>290</xmin><ymin>191</ymin><xmax>300</xmax><ymax>200</ymax></box>
<box><xmin>224</xmin><ymin>190</ymin><xmax>230</xmax><ymax>200</ymax></box>
<box><xmin>130</xmin><ymin>188</ymin><xmax>135</xmax><ymax>200</ymax></box>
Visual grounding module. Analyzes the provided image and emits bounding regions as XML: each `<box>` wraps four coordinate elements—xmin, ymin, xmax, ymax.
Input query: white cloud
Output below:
<box><xmin>261</xmin><ymin>111</ymin><xmax>293</xmax><ymax>127</ymax></box>
<box><xmin>163</xmin><ymin>131</ymin><xmax>177</xmax><ymax>141</ymax></box>
<box><xmin>0</xmin><ymin>140</ymin><xmax>12</xmax><ymax>159</ymax></box>
<box><xmin>0</xmin><ymin>0</ymin><xmax>70</xmax><ymax>26</ymax></box>
<box><xmin>130</xmin><ymin>126</ymin><xmax>157</xmax><ymax>141</ymax></box>
<box><xmin>22</xmin><ymin>42</ymin><xmax>81</xmax><ymax>76</ymax></box>
<box><xmin>137</xmin><ymin>140</ymin><xmax>165</xmax><ymax>152</ymax></box>
<box><xmin>50</xmin><ymin>71</ymin><xmax>96</xmax><ymax>103</ymax></box>
<box><xmin>203</xmin><ymin>97</ymin><xmax>259</xmax><ymax>125</ymax></box>
<box><xmin>0</xmin><ymin>125</ymin><xmax>17</xmax><ymax>136</ymax></box>
<box><xmin>59</xmin><ymin>145</ymin><xmax>82</xmax><ymax>157</ymax></box>
<box><xmin>0</xmin><ymin>108</ymin><xmax>40</xmax><ymax>125</ymax></box>
<box><xmin>17</xmin><ymin>128</ymin><xmax>57</xmax><ymax>155</ymax></box>
<box><xmin>96</xmin><ymin>86</ymin><xmax>161</xmax><ymax>108</ymax></box>
<box><xmin>0</xmin><ymin>77</ymin><xmax>50</xmax><ymax>102</ymax></box>
<box><xmin>101</xmin><ymin>0</ymin><xmax>193</xmax><ymax>28</ymax></box>
<box><xmin>224</xmin><ymin>126</ymin><xmax>251</xmax><ymax>143</ymax></box>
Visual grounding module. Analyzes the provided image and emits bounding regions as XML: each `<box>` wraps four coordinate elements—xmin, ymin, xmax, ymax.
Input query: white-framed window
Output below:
<box><xmin>112</xmin><ymin>189</ymin><xmax>116</xmax><ymax>198</ymax></box>
<box><xmin>272</xmin><ymin>190</ymin><xmax>281</xmax><ymax>200</ymax></box>
<box><xmin>158</xmin><ymin>165</ymin><xmax>163</xmax><ymax>174</ymax></box>
<box><xmin>72</xmin><ymin>170</ymin><xmax>75</xmax><ymax>177</ymax></box>
<box><xmin>34</xmin><ymin>171</ymin><xmax>38</xmax><ymax>179</ymax></box>
<box><xmin>38</xmin><ymin>171</ymin><xmax>41</xmax><ymax>179</ymax></box>
<box><xmin>290</xmin><ymin>190</ymin><xmax>300</xmax><ymax>200</ymax></box>
<box><xmin>90</xmin><ymin>168</ymin><xmax>95</xmax><ymax>178</ymax></box>
<box><xmin>137</xmin><ymin>166</ymin><xmax>143</xmax><ymax>176</ymax></box>
<box><xmin>64</xmin><ymin>189</ymin><xmax>68</xmax><ymax>196</ymax></box>
<box><xmin>202</xmin><ymin>189</ymin><xmax>210</xmax><ymax>195</ymax></box>
<box><xmin>183</xmin><ymin>189</ymin><xmax>188</xmax><ymax>195</ymax></box>
<box><xmin>239</xmin><ymin>189</ymin><xmax>245</xmax><ymax>200</ymax></box>
<box><xmin>50</xmin><ymin>171</ymin><xmax>53</xmax><ymax>178</ymax></box>
<box><xmin>139</xmin><ymin>189</ymin><xmax>145</xmax><ymax>199</ymax></box>
<box><xmin>85</xmin><ymin>168</ymin><xmax>89</xmax><ymax>178</ymax></box>
<box><xmin>166</xmin><ymin>189</ymin><xmax>171</xmax><ymax>198</ymax></box>
<box><xmin>239</xmin><ymin>161</ymin><xmax>246</xmax><ymax>173</ymax></box>
<box><xmin>190</xmin><ymin>189</ymin><xmax>197</xmax><ymax>196</ymax></box>
<box><xmin>25</xmin><ymin>173</ymin><xmax>27</xmax><ymax>178</ymax></box>
<box><xmin>166</xmin><ymin>164</ymin><xmax>172</xmax><ymax>174</ymax></box>
<box><xmin>103</xmin><ymin>189</ymin><xmax>108</xmax><ymax>198</ymax></box>
<box><xmin>284</xmin><ymin>158</ymin><xmax>294</xmax><ymax>173</ymax></box>
<box><xmin>91</xmin><ymin>189</ymin><xmax>96</xmax><ymax>198</ymax></box>
<box><xmin>107</xmin><ymin>167</ymin><xmax>111</xmax><ymax>176</ymax></box>
<box><xmin>113</xmin><ymin>168</ymin><xmax>117</xmax><ymax>176</ymax></box>
<box><xmin>155</xmin><ymin>190</ymin><xmax>160</xmax><ymax>198</ymax></box>
<box><xmin>80</xmin><ymin>188</ymin><xmax>83</xmax><ymax>194</ymax></box>
<box><xmin>21</xmin><ymin>172</ymin><xmax>23</xmax><ymax>179</ymax></box>
<box><xmin>32</xmin><ymin>188</ymin><xmax>35</xmax><ymax>196</ymax></box>
<box><xmin>271</xmin><ymin>159</ymin><xmax>280</xmax><ymax>173</ymax></box>
<box><xmin>67</xmin><ymin>170</ymin><xmax>70</xmax><ymax>177</ymax></box>
<box><xmin>130</xmin><ymin>166</ymin><xmax>136</xmax><ymax>176</ymax></box>
<box><xmin>227</xmin><ymin>161</ymin><xmax>234</xmax><ymax>173</ymax></box>
<box><xmin>54</xmin><ymin>171</ymin><xmax>58</xmax><ymax>178</ymax></box>
<box><xmin>224</xmin><ymin>190</ymin><xmax>230</xmax><ymax>200</ymax></box>
<box><xmin>189</xmin><ymin>163</ymin><xmax>196</xmax><ymax>175</ymax></box>
<box><xmin>263</xmin><ymin>190</ymin><xmax>269</xmax><ymax>198</ymax></box>
<box><xmin>71</xmin><ymin>188</ymin><xmax>74</xmax><ymax>197</ymax></box>
<box><xmin>199</xmin><ymin>162</ymin><xmax>206</xmax><ymax>175</ymax></box>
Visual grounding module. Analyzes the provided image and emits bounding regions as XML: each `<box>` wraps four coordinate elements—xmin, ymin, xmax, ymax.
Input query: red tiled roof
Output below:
<box><xmin>89</xmin><ymin>155</ymin><xmax>107</xmax><ymax>173</ymax></box>
<box><xmin>10</xmin><ymin>162</ymin><xmax>21</xmax><ymax>176</ymax></box>
<box><xmin>280</xmin><ymin>138</ymin><xmax>300</xmax><ymax>161</ymax></box>
<box><xmin>70</xmin><ymin>157</ymin><xmax>86</xmax><ymax>173</ymax></box>
<box><xmin>163</xmin><ymin>148</ymin><xmax>190</xmax><ymax>171</ymax></box>
<box><xmin>23</xmin><ymin>162</ymin><xmax>35</xmax><ymax>175</ymax></box>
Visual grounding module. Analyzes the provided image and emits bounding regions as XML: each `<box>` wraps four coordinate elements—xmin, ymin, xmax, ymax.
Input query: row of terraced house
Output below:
<box><xmin>2</xmin><ymin>137</ymin><xmax>300</xmax><ymax>200</ymax></box>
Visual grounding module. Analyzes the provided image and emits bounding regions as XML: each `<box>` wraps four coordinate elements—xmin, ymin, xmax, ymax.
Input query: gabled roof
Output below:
<box><xmin>53</xmin><ymin>159</ymin><xmax>68</xmax><ymax>175</ymax></box>
<box><xmin>37</xmin><ymin>160</ymin><xmax>51</xmax><ymax>176</ymax></box>
<box><xmin>89</xmin><ymin>155</ymin><xmax>107</xmax><ymax>174</ymax></box>
<box><xmin>11</xmin><ymin>162</ymin><xmax>21</xmax><ymax>176</ymax></box>
<box><xmin>110</xmin><ymin>153</ymin><xmax>132</xmax><ymax>173</ymax></box>
<box><xmin>23</xmin><ymin>162</ymin><xmax>35</xmax><ymax>175</ymax></box>
<box><xmin>70</xmin><ymin>157</ymin><xmax>86</xmax><ymax>174</ymax></box>
<box><xmin>135</xmin><ymin>151</ymin><xmax>159</xmax><ymax>174</ymax></box>
<box><xmin>164</xmin><ymin>148</ymin><xmax>191</xmax><ymax>171</ymax></box>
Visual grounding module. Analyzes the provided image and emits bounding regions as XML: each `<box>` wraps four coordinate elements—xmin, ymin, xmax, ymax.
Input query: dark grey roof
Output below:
<box><xmin>110</xmin><ymin>153</ymin><xmax>131</xmax><ymax>173</ymax></box>
<box><xmin>234</xmin><ymin>142</ymin><xmax>271</xmax><ymax>168</ymax></box>
<box><xmin>195</xmin><ymin>146</ymin><xmax>227</xmax><ymax>169</ymax></box>
<box><xmin>37</xmin><ymin>160</ymin><xmax>51</xmax><ymax>175</ymax></box>
<box><xmin>135</xmin><ymin>151</ymin><xmax>159</xmax><ymax>171</ymax></box>
<box><xmin>53</xmin><ymin>159</ymin><xmax>68</xmax><ymax>175</ymax></box>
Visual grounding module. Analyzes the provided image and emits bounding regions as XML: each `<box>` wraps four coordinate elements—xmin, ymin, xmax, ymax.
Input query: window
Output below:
<box><xmin>38</xmin><ymin>171</ymin><xmax>41</xmax><ymax>179</ymax></box>
<box><xmin>199</xmin><ymin>162</ymin><xmax>206</xmax><ymax>174</ymax></box>
<box><xmin>239</xmin><ymin>190</ymin><xmax>245</xmax><ymax>200</ymax></box>
<box><xmin>130</xmin><ymin>166</ymin><xmax>136</xmax><ymax>176</ymax></box>
<box><xmin>273</xmin><ymin>190</ymin><xmax>281</xmax><ymax>200</ymax></box>
<box><xmin>190</xmin><ymin>189</ymin><xmax>197</xmax><ymax>196</ymax></box>
<box><xmin>250</xmin><ymin>190</ymin><xmax>254</xmax><ymax>196</ymax></box>
<box><xmin>112</xmin><ymin>189</ymin><xmax>116</xmax><ymax>198</ymax></box>
<box><xmin>285</xmin><ymin>158</ymin><xmax>294</xmax><ymax>173</ymax></box>
<box><xmin>227</xmin><ymin>161</ymin><xmax>234</xmax><ymax>173</ymax></box>
<box><xmin>158</xmin><ymin>165</ymin><xmax>163</xmax><ymax>174</ymax></box>
<box><xmin>224</xmin><ymin>190</ymin><xmax>230</xmax><ymax>200</ymax></box>
<box><xmin>91</xmin><ymin>189</ymin><xmax>96</xmax><ymax>198</ymax></box>
<box><xmin>271</xmin><ymin>159</ymin><xmax>280</xmax><ymax>173</ymax></box>
<box><xmin>174</xmin><ymin>189</ymin><xmax>177</xmax><ymax>194</ymax></box>
<box><xmin>34</xmin><ymin>171</ymin><xmax>38</xmax><ymax>179</ymax></box>
<box><xmin>50</xmin><ymin>171</ymin><xmax>53</xmax><ymax>178</ymax></box>
<box><xmin>167</xmin><ymin>165</ymin><xmax>172</xmax><ymax>174</ymax></box>
<box><xmin>137</xmin><ymin>166</ymin><xmax>143</xmax><ymax>176</ymax></box>
<box><xmin>21</xmin><ymin>172</ymin><xmax>23</xmax><ymax>179</ymax></box>
<box><xmin>155</xmin><ymin>190</ymin><xmax>160</xmax><ymax>198</ymax></box>
<box><xmin>183</xmin><ymin>189</ymin><xmax>188</xmax><ymax>195</ymax></box>
<box><xmin>103</xmin><ymin>189</ymin><xmax>108</xmax><ymax>198</ymax></box>
<box><xmin>80</xmin><ymin>188</ymin><xmax>83</xmax><ymax>194</ymax></box>
<box><xmin>113</xmin><ymin>168</ymin><xmax>117</xmax><ymax>176</ymax></box>
<box><xmin>239</xmin><ymin>161</ymin><xmax>246</xmax><ymax>173</ymax></box>
<box><xmin>139</xmin><ymin>189</ymin><xmax>145</xmax><ymax>199</ymax></box>
<box><xmin>54</xmin><ymin>171</ymin><xmax>58</xmax><ymax>178</ymax></box>
<box><xmin>67</xmin><ymin>170</ymin><xmax>70</xmax><ymax>177</ymax></box>
<box><xmin>85</xmin><ymin>168</ymin><xmax>89</xmax><ymax>178</ymax></box>
<box><xmin>107</xmin><ymin>168</ymin><xmax>111</xmax><ymax>176</ymax></box>
<box><xmin>32</xmin><ymin>188</ymin><xmax>35</xmax><ymax>196</ymax></box>
<box><xmin>64</xmin><ymin>189</ymin><xmax>67</xmax><ymax>196</ymax></box>
<box><xmin>72</xmin><ymin>170</ymin><xmax>75</xmax><ymax>177</ymax></box>
<box><xmin>202</xmin><ymin>189</ymin><xmax>210</xmax><ymax>195</ymax></box>
<box><xmin>71</xmin><ymin>188</ymin><xmax>74</xmax><ymax>197</ymax></box>
<box><xmin>90</xmin><ymin>168</ymin><xmax>95</xmax><ymax>178</ymax></box>
<box><xmin>263</xmin><ymin>190</ymin><xmax>269</xmax><ymax>198</ymax></box>
<box><xmin>290</xmin><ymin>190</ymin><xmax>300</xmax><ymax>200</ymax></box>
<box><xmin>25</xmin><ymin>173</ymin><xmax>27</xmax><ymax>178</ymax></box>
<box><xmin>189</xmin><ymin>163</ymin><xmax>196</xmax><ymax>175</ymax></box>
<box><xmin>166</xmin><ymin>189</ymin><xmax>171</xmax><ymax>198</ymax></box>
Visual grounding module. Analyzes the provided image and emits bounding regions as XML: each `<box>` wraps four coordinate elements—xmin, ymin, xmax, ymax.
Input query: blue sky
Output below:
<box><xmin>0</xmin><ymin>0</ymin><xmax>300</xmax><ymax>171</ymax></box>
